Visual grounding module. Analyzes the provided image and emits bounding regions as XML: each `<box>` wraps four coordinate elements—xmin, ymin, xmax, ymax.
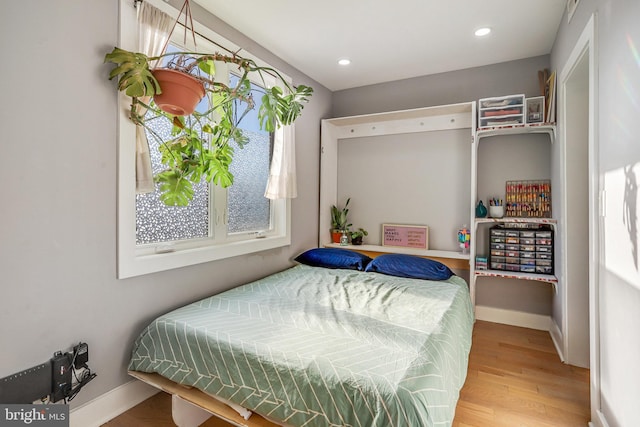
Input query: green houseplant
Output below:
<box><xmin>104</xmin><ymin>46</ymin><xmax>313</xmax><ymax>206</ymax></box>
<box><xmin>349</xmin><ymin>228</ymin><xmax>368</xmax><ymax>245</ymax></box>
<box><xmin>330</xmin><ymin>198</ymin><xmax>351</xmax><ymax>243</ymax></box>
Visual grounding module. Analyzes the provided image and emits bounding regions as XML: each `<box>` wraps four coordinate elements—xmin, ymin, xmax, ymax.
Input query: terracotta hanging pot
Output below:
<box><xmin>152</xmin><ymin>68</ymin><xmax>205</xmax><ymax>116</ymax></box>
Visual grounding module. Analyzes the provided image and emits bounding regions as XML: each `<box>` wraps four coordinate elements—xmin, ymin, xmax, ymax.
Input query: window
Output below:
<box><xmin>135</xmin><ymin>47</ymin><xmax>274</xmax><ymax>246</ymax></box>
<box><xmin>117</xmin><ymin>0</ymin><xmax>291</xmax><ymax>278</ymax></box>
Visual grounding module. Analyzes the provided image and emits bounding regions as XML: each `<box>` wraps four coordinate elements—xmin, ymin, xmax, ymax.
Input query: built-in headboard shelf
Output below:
<box><xmin>324</xmin><ymin>243</ymin><xmax>470</xmax><ymax>271</ymax></box>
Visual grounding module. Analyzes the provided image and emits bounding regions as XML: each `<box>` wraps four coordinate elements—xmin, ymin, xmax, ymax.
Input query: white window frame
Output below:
<box><xmin>116</xmin><ymin>0</ymin><xmax>291</xmax><ymax>278</ymax></box>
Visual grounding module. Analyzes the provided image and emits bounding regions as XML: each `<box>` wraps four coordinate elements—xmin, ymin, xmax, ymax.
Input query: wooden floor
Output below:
<box><xmin>103</xmin><ymin>321</ymin><xmax>590</xmax><ymax>427</ymax></box>
<box><xmin>453</xmin><ymin>321</ymin><xmax>590</xmax><ymax>426</ymax></box>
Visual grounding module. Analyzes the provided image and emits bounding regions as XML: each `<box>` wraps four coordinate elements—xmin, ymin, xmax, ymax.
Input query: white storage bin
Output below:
<box><xmin>478</xmin><ymin>94</ymin><xmax>525</xmax><ymax>128</ymax></box>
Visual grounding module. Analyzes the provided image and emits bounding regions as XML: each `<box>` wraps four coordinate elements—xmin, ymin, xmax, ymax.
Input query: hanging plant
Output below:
<box><xmin>104</xmin><ymin>1</ymin><xmax>312</xmax><ymax>206</ymax></box>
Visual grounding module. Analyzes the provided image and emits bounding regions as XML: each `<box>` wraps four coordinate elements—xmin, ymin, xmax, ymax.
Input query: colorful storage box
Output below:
<box><xmin>488</xmin><ymin>224</ymin><xmax>554</xmax><ymax>275</ymax></box>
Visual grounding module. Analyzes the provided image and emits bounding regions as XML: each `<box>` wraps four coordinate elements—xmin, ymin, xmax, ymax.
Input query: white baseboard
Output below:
<box><xmin>70</xmin><ymin>379</ymin><xmax>159</xmax><ymax>427</ymax></box>
<box><xmin>594</xmin><ymin>409</ymin><xmax>610</xmax><ymax>427</ymax></box>
<box><xmin>475</xmin><ymin>305</ymin><xmax>552</xmax><ymax>331</ymax></box>
<box><xmin>549</xmin><ymin>318</ymin><xmax>565</xmax><ymax>362</ymax></box>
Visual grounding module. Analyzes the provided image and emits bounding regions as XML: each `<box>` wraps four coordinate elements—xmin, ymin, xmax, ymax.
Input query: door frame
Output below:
<box><xmin>558</xmin><ymin>13</ymin><xmax>601</xmax><ymax>425</ymax></box>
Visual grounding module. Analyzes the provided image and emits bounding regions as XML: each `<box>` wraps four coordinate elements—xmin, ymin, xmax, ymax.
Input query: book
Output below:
<box><xmin>545</xmin><ymin>71</ymin><xmax>556</xmax><ymax>123</ymax></box>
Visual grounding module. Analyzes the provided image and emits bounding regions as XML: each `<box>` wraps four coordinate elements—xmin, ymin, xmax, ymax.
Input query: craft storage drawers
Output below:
<box><xmin>489</xmin><ymin>225</ymin><xmax>554</xmax><ymax>274</ymax></box>
<box><xmin>478</xmin><ymin>94</ymin><xmax>525</xmax><ymax>128</ymax></box>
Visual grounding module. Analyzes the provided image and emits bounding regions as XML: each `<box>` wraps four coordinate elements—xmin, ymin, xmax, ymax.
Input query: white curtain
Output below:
<box><xmin>135</xmin><ymin>2</ymin><xmax>174</xmax><ymax>194</ymax></box>
<box><xmin>264</xmin><ymin>126</ymin><xmax>297</xmax><ymax>199</ymax></box>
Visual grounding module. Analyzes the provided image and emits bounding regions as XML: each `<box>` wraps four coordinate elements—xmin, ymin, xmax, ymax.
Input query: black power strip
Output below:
<box><xmin>0</xmin><ymin>362</ymin><xmax>51</xmax><ymax>403</ymax></box>
<box><xmin>0</xmin><ymin>342</ymin><xmax>96</xmax><ymax>404</ymax></box>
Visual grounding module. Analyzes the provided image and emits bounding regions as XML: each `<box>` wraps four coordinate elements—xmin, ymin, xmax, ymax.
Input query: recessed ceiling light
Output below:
<box><xmin>338</xmin><ymin>58</ymin><xmax>351</xmax><ymax>66</ymax></box>
<box><xmin>475</xmin><ymin>27</ymin><xmax>491</xmax><ymax>37</ymax></box>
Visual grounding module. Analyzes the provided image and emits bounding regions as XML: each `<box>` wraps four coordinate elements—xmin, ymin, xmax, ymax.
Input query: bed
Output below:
<box><xmin>128</xmin><ymin>249</ymin><xmax>474</xmax><ymax>427</ymax></box>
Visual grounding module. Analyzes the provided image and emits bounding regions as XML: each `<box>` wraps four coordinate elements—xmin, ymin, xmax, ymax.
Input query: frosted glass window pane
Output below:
<box><xmin>227</xmin><ymin>76</ymin><xmax>272</xmax><ymax>234</ymax></box>
<box><xmin>135</xmin><ymin>54</ymin><xmax>273</xmax><ymax>244</ymax></box>
<box><xmin>136</xmin><ymin>112</ymin><xmax>209</xmax><ymax>245</ymax></box>
<box><xmin>227</xmin><ymin>129</ymin><xmax>271</xmax><ymax>233</ymax></box>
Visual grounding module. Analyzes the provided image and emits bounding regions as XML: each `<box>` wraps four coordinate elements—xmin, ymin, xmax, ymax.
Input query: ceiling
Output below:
<box><xmin>194</xmin><ymin>0</ymin><xmax>566</xmax><ymax>92</ymax></box>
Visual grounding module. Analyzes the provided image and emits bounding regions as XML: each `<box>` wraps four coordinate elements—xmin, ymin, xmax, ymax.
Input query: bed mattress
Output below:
<box><xmin>129</xmin><ymin>264</ymin><xmax>473</xmax><ymax>426</ymax></box>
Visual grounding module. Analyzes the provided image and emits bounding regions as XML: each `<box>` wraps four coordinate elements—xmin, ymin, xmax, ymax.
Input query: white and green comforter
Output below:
<box><xmin>129</xmin><ymin>265</ymin><xmax>474</xmax><ymax>426</ymax></box>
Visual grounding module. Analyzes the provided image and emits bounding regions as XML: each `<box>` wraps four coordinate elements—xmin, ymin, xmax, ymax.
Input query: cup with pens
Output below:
<box><xmin>489</xmin><ymin>197</ymin><xmax>504</xmax><ymax>218</ymax></box>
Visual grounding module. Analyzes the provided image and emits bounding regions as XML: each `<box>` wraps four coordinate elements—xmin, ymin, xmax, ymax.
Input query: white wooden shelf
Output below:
<box><xmin>475</xmin><ymin>269</ymin><xmax>557</xmax><ymax>283</ymax></box>
<box><xmin>474</xmin><ymin>217</ymin><xmax>557</xmax><ymax>228</ymax></box>
<box><xmin>325</xmin><ymin>243</ymin><xmax>469</xmax><ymax>260</ymax></box>
<box><xmin>475</xmin><ymin>123</ymin><xmax>556</xmax><ymax>141</ymax></box>
<box><xmin>325</xmin><ymin>243</ymin><xmax>470</xmax><ymax>271</ymax></box>
<box><xmin>475</xmin><ymin>269</ymin><xmax>558</xmax><ymax>294</ymax></box>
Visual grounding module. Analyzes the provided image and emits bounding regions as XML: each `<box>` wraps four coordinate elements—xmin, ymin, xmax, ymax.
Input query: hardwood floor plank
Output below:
<box><xmin>103</xmin><ymin>320</ymin><xmax>590</xmax><ymax>427</ymax></box>
<box><xmin>475</xmin><ymin>369</ymin><xmax>539</xmax><ymax>393</ymax></box>
<box><xmin>454</xmin><ymin>321</ymin><xmax>590</xmax><ymax>427</ymax></box>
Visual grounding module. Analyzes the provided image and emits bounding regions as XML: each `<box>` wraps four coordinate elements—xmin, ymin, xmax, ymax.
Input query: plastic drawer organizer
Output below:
<box><xmin>489</xmin><ymin>224</ymin><xmax>554</xmax><ymax>275</ymax></box>
<box><xmin>478</xmin><ymin>94</ymin><xmax>525</xmax><ymax>128</ymax></box>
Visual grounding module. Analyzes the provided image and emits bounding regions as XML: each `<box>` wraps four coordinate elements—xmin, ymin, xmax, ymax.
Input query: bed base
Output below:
<box><xmin>128</xmin><ymin>371</ymin><xmax>280</xmax><ymax>427</ymax></box>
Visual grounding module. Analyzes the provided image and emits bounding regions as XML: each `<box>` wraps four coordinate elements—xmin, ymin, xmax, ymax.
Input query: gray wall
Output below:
<box><xmin>337</xmin><ymin>129</ymin><xmax>470</xmax><ymax>252</ymax></box>
<box><xmin>0</xmin><ymin>0</ymin><xmax>331</xmax><ymax>409</ymax></box>
<box><xmin>332</xmin><ymin>55</ymin><xmax>549</xmax><ymax>117</ymax></box>
<box><xmin>333</xmin><ymin>56</ymin><xmax>554</xmax><ymax>316</ymax></box>
<box><xmin>551</xmin><ymin>0</ymin><xmax>640</xmax><ymax>425</ymax></box>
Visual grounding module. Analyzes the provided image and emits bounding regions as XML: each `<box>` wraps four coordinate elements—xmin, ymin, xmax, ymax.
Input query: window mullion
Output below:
<box><xmin>211</xmin><ymin>185</ymin><xmax>227</xmax><ymax>242</ymax></box>
<box><xmin>210</xmin><ymin>61</ymin><xmax>230</xmax><ymax>243</ymax></box>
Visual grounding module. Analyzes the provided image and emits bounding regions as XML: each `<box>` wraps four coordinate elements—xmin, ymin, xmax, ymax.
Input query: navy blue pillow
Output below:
<box><xmin>294</xmin><ymin>248</ymin><xmax>373</xmax><ymax>271</ymax></box>
<box><xmin>364</xmin><ymin>253</ymin><xmax>454</xmax><ymax>280</ymax></box>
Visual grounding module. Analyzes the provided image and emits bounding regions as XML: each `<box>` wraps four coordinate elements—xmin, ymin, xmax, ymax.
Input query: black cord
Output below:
<box><xmin>66</xmin><ymin>369</ymin><xmax>96</xmax><ymax>402</ymax></box>
<box><xmin>64</xmin><ymin>343</ymin><xmax>96</xmax><ymax>402</ymax></box>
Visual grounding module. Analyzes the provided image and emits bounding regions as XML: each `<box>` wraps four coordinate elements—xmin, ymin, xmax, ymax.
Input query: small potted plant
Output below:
<box><xmin>349</xmin><ymin>228</ymin><xmax>368</xmax><ymax>245</ymax></box>
<box><xmin>330</xmin><ymin>198</ymin><xmax>351</xmax><ymax>243</ymax></box>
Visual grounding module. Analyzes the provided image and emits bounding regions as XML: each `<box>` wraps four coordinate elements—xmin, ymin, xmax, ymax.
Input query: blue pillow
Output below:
<box><xmin>294</xmin><ymin>248</ymin><xmax>373</xmax><ymax>271</ymax></box>
<box><xmin>364</xmin><ymin>253</ymin><xmax>454</xmax><ymax>280</ymax></box>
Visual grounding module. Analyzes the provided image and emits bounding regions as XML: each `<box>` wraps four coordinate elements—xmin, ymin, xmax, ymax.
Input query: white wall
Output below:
<box><xmin>551</xmin><ymin>0</ymin><xmax>640</xmax><ymax>425</ymax></box>
<box><xmin>0</xmin><ymin>0</ymin><xmax>331</xmax><ymax>411</ymax></box>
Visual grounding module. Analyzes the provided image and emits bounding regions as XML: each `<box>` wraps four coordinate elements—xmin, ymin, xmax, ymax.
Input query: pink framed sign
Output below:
<box><xmin>382</xmin><ymin>224</ymin><xmax>429</xmax><ymax>249</ymax></box>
